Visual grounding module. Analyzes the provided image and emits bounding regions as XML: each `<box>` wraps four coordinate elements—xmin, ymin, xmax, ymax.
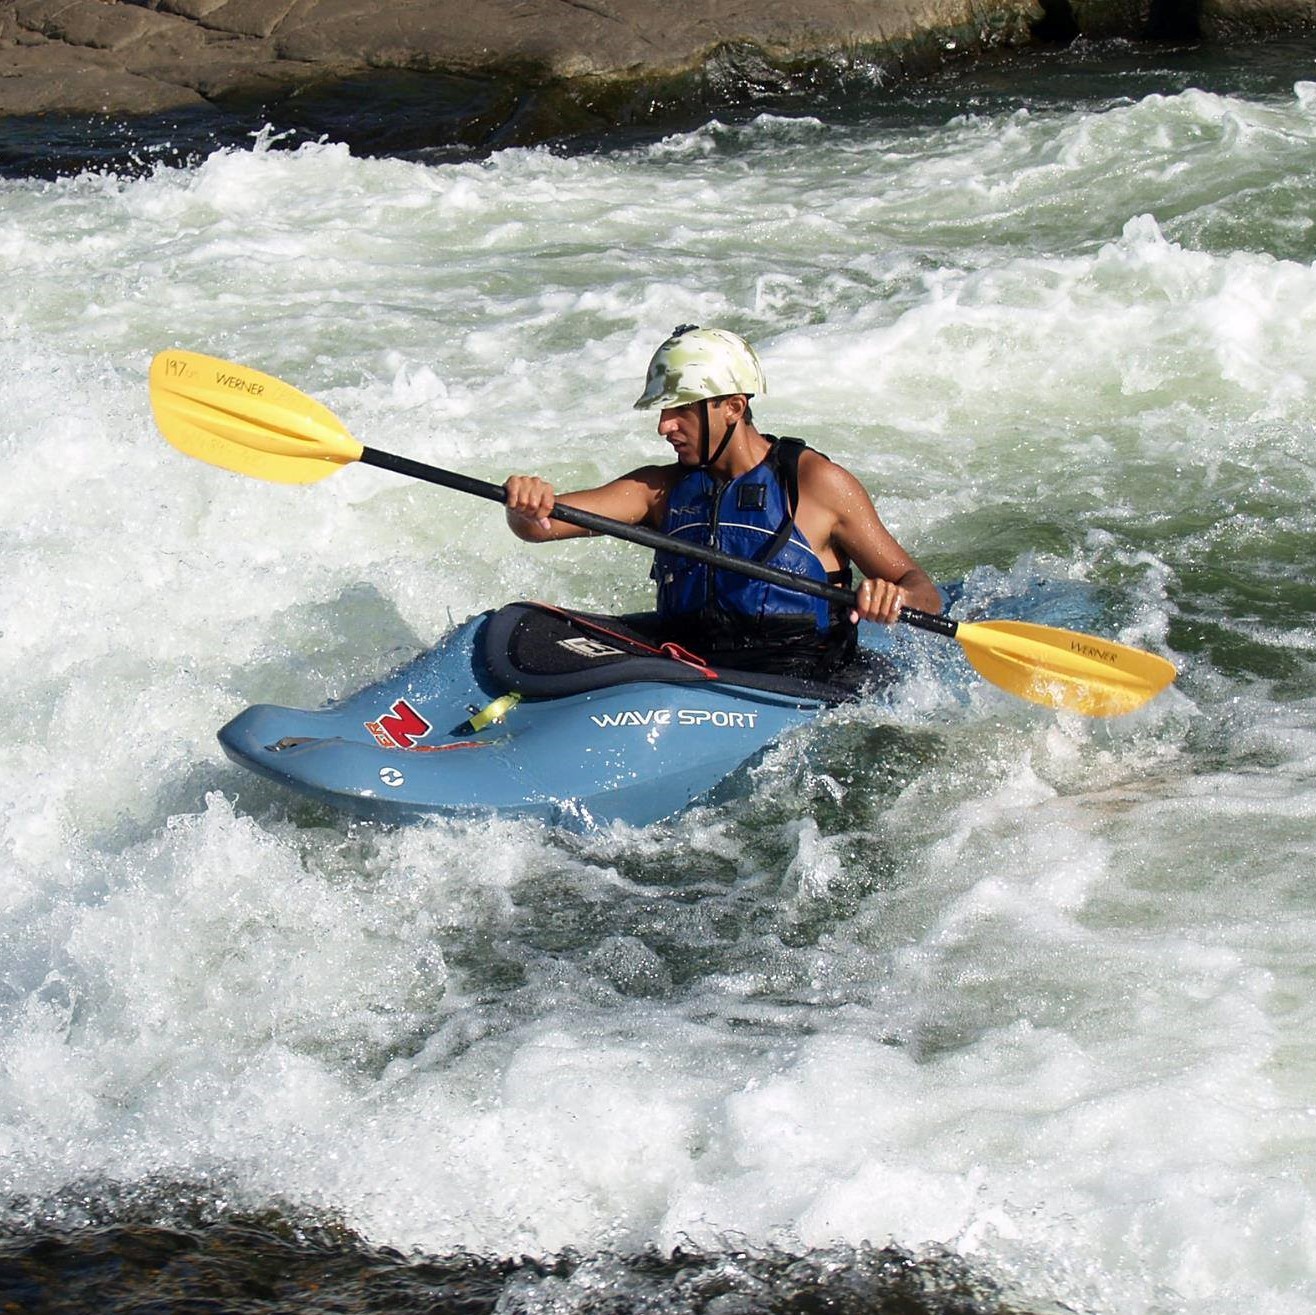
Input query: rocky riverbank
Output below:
<box><xmin>4</xmin><ymin>0</ymin><xmax>1314</xmax><ymax>123</ymax></box>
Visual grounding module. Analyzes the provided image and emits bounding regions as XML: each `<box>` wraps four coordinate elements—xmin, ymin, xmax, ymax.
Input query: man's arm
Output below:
<box><xmin>800</xmin><ymin>455</ymin><xmax>942</xmax><ymax>622</ymax></box>
<box><xmin>504</xmin><ymin>465</ymin><xmax>674</xmax><ymax>542</ymax></box>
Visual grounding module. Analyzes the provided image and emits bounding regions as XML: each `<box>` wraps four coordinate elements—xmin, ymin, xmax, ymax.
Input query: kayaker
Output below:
<box><xmin>504</xmin><ymin>324</ymin><xmax>942</xmax><ymax>678</ymax></box>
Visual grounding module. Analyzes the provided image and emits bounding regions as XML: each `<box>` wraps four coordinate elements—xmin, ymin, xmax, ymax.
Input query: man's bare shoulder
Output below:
<box><xmin>796</xmin><ymin>447</ymin><xmax>873</xmax><ymax>508</ymax></box>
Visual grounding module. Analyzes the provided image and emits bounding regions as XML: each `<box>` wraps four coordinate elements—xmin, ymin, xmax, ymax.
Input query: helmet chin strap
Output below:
<box><xmin>698</xmin><ymin>399</ymin><xmax>737</xmax><ymax>469</ymax></box>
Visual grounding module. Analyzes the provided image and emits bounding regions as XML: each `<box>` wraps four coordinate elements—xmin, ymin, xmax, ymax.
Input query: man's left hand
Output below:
<box><xmin>850</xmin><ymin>578</ymin><xmax>905</xmax><ymax>625</ymax></box>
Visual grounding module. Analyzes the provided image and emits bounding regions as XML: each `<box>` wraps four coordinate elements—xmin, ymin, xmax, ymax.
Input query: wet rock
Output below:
<box><xmin>2</xmin><ymin>0</ymin><xmax>1312</xmax><ymax>123</ymax></box>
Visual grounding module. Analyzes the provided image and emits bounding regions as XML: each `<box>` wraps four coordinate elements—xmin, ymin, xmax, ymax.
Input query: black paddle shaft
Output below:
<box><xmin>359</xmin><ymin>446</ymin><xmax>957</xmax><ymax>640</ymax></box>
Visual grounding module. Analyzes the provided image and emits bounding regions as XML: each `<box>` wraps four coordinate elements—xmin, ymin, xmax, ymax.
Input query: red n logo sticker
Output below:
<box><xmin>365</xmin><ymin>699</ymin><xmax>433</xmax><ymax>750</ymax></box>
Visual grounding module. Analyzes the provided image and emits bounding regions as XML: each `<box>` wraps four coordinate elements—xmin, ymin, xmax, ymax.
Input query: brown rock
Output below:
<box><xmin>2</xmin><ymin>0</ymin><xmax>1313</xmax><ymax>122</ymax></box>
<box><xmin>2</xmin><ymin>0</ymin><xmax>1022</xmax><ymax>118</ymax></box>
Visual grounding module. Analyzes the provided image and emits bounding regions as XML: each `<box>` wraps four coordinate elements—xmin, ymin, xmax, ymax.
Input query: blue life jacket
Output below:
<box><xmin>652</xmin><ymin>437</ymin><xmax>852</xmax><ymax>640</ymax></box>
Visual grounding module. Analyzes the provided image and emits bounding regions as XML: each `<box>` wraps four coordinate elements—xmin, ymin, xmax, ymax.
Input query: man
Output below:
<box><xmin>504</xmin><ymin>325</ymin><xmax>941</xmax><ymax>679</ymax></box>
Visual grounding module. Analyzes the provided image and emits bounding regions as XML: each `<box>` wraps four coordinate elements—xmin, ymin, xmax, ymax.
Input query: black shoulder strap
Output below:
<box><xmin>755</xmin><ymin>436</ymin><xmax>808</xmax><ymax>564</ymax></box>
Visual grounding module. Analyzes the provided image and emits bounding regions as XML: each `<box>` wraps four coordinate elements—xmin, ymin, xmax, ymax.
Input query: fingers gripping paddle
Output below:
<box><xmin>149</xmin><ymin>350</ymin><xmax>1177</xmax><ymax>717</ymax></box>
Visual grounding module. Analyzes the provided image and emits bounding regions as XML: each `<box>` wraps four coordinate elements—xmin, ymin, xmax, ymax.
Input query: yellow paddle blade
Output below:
<box><xmin>956</xmin><ymin>619</ymin><xmax>1177</xmax><ymax>717</ymax></box>
<box><xmin>149</xmin><ymin>350</ymin><xmax>363</xmax><ymax>484</ymax></box>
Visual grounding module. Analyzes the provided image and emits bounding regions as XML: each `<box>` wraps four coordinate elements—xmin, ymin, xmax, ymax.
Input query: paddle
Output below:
<box><xmin>148</xmin><ymin>349</ymin><xmax>1177</xmax><ymax>717</ymax></box>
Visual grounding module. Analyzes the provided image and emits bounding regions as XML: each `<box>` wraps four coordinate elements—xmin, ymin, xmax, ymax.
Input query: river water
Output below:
<box><xmin>2</xmin><ymin>35</ymin><xmax>1315</xmax><ymax>1315</ymax></box>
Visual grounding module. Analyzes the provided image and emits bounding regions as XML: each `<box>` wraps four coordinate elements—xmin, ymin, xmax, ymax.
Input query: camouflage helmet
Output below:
<box><xmin>633</xmin><ymin>325</ymin><xmax>767</xmax><ymax>410</ymax></box>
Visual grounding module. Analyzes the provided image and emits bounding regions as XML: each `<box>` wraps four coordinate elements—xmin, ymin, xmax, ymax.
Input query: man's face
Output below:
<box><xmin>657</xmin><ymin>403</ymin><xmax>702</xmax><ymax>463</ymax></box>
<box><xmin>657</xmin><ymin>398</ymin><xmax>737</xmax><ymax>464</ymax></box>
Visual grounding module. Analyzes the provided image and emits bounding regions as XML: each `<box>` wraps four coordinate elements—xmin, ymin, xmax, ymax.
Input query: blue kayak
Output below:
<box><xmin>218</xmin><ymin>600</ymin><xmax>963</xmax><ymax>828</ymax></box>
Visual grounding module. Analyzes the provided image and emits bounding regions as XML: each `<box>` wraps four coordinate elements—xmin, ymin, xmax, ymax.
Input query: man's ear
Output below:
<box><xmin>719</xmin><ymin>393</ymin><xmax>748</xmax><ymax>423</ymax></box>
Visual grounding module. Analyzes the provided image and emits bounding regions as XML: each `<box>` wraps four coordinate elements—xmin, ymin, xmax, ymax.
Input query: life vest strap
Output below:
<box><xmin>754</xmin><ymin>436</ymin><xmax>806</xmax><ymax>565</ymax></box>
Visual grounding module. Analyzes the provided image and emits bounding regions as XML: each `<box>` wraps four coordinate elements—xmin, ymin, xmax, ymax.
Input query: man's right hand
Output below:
<box><xmin>503</xmin><ymin>475</ymin><xmax>556</xmax><ymax>534</ymax></box>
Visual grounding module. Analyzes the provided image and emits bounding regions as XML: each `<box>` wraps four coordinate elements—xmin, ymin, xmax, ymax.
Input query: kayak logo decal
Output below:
<box><xmin>559</xmin><ymin>637</ymin><xmax>623</xmax><ymax>659</ymax></box>
<box><xmin>589</xmin><ymin>708</ymin><xmax>759</xmax><ymax>729</ymax></box>
<box><xmin>379</xmin><ymin>766</ymin><xmax>406</xmax><ymax>788</ymax></box>
<box><xmin>366</xmin><ymin>699</ymin><xmax>433</xmax><ymax>750</ymax></box>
